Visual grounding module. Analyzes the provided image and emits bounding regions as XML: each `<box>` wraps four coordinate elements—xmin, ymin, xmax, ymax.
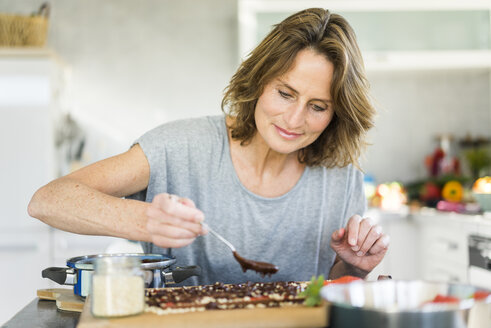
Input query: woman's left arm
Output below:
<box><xmin>329</xmin><ymin>214</ymin><xmax>390</xmax><ymax>279</ymax></box>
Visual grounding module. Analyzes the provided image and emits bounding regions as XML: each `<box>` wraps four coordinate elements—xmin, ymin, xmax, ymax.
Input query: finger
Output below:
<box><xmin>175</xmin><ymin>197</ymin><xmax>208</xmax><ymax>235</ymax></box>
<box><xmin>354</xmin><ymin>217</ymin><xmax>375</xmax><ymax>252</ymax></box>
<box><xmin>145</xmin><ymin>206</ymin><xmax>203</xmax><ymax>237</ymax></box>
<box><xmin>168</xmin><ymin>193</ymin><xmax>179</xmax><ymax>203</ymax></box>
<box><xmin>357</xmin><ymin>224</ymin><xmax>383</xmax><ymax>256</ymax></box>
<box><xmin>367</xmin><ymin>234</ymin><xmax>390</xmax><ymax>255</ymax></box>
<box><xmin>346</xmin><ymin>215</ymin><xmax>362</xmax><ymax>247</ymax></box>
<box><xmin>152</xmin><ymin>193</ymin><xmax>204</xmax><ymax>223</ymax></box>
<box><xmin>147</xmin><ymin>219</ymin><xmax>198</xmax><ymax>239</ymax></box>
<box><xmin>331</xmin><ymin>227</ymin><xmax>345</xmax><ymax>243</ymax></box>
<box><xmin>179</xmin><ymin>197</ymin><xmax>196</xmax><ymax>208</ymax></box>
<box><xmin>150</xmin><ymin>235</ymin><xmax>196</xmax><ymax>248</ymax></box>
<box><xmin>146</xmin><ymin>207</ymin><xmax>203</xmax><ymax>236</ymax></box>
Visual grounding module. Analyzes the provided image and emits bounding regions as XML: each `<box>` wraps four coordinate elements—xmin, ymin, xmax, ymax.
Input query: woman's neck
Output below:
<box><xmin>241</xmin><ymin>133</ymin><xmax>298</xmax><ymax>177</ymax></box>
<box><xmin>226</xmin><ymin>116</ymin><xmax>305</xmax><ymax>197</ymax></box>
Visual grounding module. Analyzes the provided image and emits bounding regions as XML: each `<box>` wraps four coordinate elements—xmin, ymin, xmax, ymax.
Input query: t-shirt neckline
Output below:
<box><xmin>220</xmin><ymin>115</ymin><xmax>309</xmax><ymax>202</ymax></box>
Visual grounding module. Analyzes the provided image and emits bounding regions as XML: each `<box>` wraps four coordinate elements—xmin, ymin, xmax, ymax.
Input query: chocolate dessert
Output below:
<box><xmin>232</xmin><ymin>251</ymin><xmax>279</xmax><ymax>276</ymax></box>
<box><xmin>145</xmin><ymin>281</ymin><xmax>307</xmax><ymax>315</ymax></box>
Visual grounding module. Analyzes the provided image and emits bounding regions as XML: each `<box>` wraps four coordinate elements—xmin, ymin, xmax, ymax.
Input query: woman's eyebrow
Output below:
<box><xmin>277</xmin><ymin>79</ymin><xmax>299</xmax><ymax>95</ymax></box>
<box><xmin>277</xmin><ymin>79</ymin><xmax>332</xmax><ymax>103</ymax></box>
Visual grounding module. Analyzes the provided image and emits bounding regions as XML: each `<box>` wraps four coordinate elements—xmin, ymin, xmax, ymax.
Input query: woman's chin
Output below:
<box><xmin>267</xmin><ymin>140</ymin><xmax>302</xmax><ymax>155</ymax></box>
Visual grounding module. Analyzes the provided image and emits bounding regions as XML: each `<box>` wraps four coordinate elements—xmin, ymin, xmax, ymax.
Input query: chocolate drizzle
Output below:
<box><xmin>232</xmin><ymin>251</ymin><xmax>279</xmax><ymax>276</ymax></box>
<box><xmin>201</xmin><ymin>222</ymin><xmax>279</xmax><ymax>276</ymax></box>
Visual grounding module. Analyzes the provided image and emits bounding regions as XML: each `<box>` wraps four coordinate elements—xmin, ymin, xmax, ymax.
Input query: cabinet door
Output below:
<box><xmin>418</xmin><ymin>215</ymin><xmax>473</xmax><ymax>283</ymax></box>
<box><xmin>252</xmin><ymin>9</ymin><xmax>490</xmax><ymax>52</ymax></box>
<box><xmin>0</xmin><ymin>106</ymin><xmax>55</xmax><ymax>230</ymax></box>
<box><xmin>367</xmin><ymin>214</ymin><xmax>420</xmax><ymax>280</ymax></box>
<box><xmin>0</xmin><ymin>229</ymin><xmax>52</xmax><ymax>324</ymax></box>
<box><xmin>0</xmin><ymin>54</ymin><xmax>63</xmax><ymax>324</ymax></box>
<box><xmin>0</xmin><ymin>55</ymin><xmax>58</xmax><ymax>231</ymax></box>
<box><xmin>239</xmin><ymin>1</ymin><xmax>491</xmax><ymax>69</ymax></box>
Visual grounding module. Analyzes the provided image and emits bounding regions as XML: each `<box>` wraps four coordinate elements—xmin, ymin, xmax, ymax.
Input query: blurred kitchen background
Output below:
<box><xmin>1</xmin><ymin>0</ymin><xmax>491</xmax><ymax>324</ymax></box>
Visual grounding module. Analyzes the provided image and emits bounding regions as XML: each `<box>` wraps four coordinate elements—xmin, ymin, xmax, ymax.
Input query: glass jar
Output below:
<box><xmin>90</xmin><ymin>256</ymin><xmax>144</xmax><ymax>318</ymax></box>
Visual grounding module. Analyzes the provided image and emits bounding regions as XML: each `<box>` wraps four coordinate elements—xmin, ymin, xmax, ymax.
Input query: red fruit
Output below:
<box><xmin>420</xmin><ymin>182</ymin><xmax>441</xmax><ymax>201</ymax></box>
<box><xmin>431</xmin><ymin>294</ymin><xmax>460</xmax><ymax>303</ymax></box>
<box><xmin>473</xmin><ymin>291</ymin><xmax>491</xmax><ymax>300</ymax></box>
<box><xmin>430</xmin><ymin>148</ymin><xmax>445</xmax><ymax>176</ymax></box>
<box><xmin>324</xmin><ymin>276</ymin><xmax>362</xmax><ymax>286</ymax></box>
<box><xmin>434</xmin><ymin>148</ymin><xmax>445</xmax><ymax>159</ymax></box>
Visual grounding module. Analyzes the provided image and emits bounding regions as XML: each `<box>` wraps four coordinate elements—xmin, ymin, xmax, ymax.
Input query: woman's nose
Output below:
<box><xmin>283</xmin><ymin>103</ymin><xmax>305</xmax><ymax>129</ymax></box>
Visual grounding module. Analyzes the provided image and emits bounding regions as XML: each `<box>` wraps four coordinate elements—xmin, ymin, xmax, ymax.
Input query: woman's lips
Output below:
<box><xmin>274</xmin><ymin>125</ymin><xmax>302</xmax><ymax>140</ymax></box>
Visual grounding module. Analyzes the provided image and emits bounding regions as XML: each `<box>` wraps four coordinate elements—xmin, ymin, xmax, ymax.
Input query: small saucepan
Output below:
<box><xmin>42</xmin><ymin>253</ymin><xmax>201</xmax><ymax>297</ymax></box>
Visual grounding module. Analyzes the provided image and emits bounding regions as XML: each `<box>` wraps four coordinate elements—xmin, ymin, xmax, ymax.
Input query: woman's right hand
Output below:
<box><xmin>145</xmin><ymin>193</ymin><xmax>207</xmax><ymax>248</ymax></box>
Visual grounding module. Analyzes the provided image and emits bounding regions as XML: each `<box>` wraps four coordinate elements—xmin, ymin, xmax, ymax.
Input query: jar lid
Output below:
<box><xmin>94</xmin><ymin>256</ymin><xmax>141</xmax><ymax>272</ymax></box>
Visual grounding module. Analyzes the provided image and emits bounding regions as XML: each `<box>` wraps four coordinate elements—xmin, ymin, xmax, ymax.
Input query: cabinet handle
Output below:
<box><xmin>435</xmin><ymin>238</ymin><xmax>459</xmax><ymax>251</ymax></box>
<box><xmin>449</xmin><ymin>276</ymin><xmax>460</xmax><ymax>283</ymax></box>
<box><xmin>448</xmin><ymin>242</ymin><xmax>458</xmax><ymax>250</ymax></box>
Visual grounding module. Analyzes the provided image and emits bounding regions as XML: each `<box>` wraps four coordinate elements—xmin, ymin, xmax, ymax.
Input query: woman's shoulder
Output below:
<box><xmin>138</xmin><ymin>115</ymin><xmax>226</xmax><ymax>146</ymax></box>
<box><xmin>309</xmin><ymin>163</ymin><xmax>364</xmax><ymax>185</ymax></box>
<box><xmin>310</xmin><ymin>162</ymin><xmax>361</xmax><ymax>175</ymax></box>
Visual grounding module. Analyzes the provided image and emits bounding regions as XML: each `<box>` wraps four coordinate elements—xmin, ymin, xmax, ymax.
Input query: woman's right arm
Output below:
<box><xmin>27</xmin><ymin>144</ymin><xmax>205</xmax><ymax>247</ymax></box>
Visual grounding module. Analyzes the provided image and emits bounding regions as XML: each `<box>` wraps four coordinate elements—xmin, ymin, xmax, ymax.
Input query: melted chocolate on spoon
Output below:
<box><xmin>200</xmin><ymin>221</ymin><xmax>279</xmax><ymax>277</ymax></box>
<box><xmin>232</xmin><ymin>251</ymin><xmax>279</xmax><ymax>276</ymax></box>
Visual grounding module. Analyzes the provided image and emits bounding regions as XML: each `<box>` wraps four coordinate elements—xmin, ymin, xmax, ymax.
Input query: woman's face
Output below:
<box><xmin>254</xmin><ymin>48</ymin><xmax>335</xmax><ymax>155</ymax></box>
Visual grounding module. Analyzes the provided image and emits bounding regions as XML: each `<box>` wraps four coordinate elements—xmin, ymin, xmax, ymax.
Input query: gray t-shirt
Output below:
<box><xmin>128</xmin><ymin>115</ymin><xmax>366</xmax><ymax>285</ymax></box>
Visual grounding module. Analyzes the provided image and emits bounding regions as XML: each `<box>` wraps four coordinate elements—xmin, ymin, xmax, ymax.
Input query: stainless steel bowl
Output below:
<box><xmin>320</xmin><ymin>280</ymin><xmax>491</xmax><ymax>328</ymax></box>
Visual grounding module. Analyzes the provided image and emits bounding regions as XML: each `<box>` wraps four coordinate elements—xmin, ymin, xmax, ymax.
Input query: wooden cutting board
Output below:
<box><xmin>77</xmin><ymin>295</ymin><xmax>329</xmax><ymax>328</ymax></box>
<box><xmin>37</xmin><ymin>288</ymin><xmax>85</xmax><ymax>312</ymax></box>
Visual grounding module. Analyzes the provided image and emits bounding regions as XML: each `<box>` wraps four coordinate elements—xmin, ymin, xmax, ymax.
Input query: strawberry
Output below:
<box><xmin>324</xmin><ymin>275</ymin><xmax>362</xmax><ymax>286</ymax></box>
<box><xmin>431</xmin><ymin>294</ymin><xmax>460</xmax><ymax>303</ymax></box>
<box><xmin>473</xmin><ymin>290</ymin><xmax>491</xmax><ymax>301</ymax></box>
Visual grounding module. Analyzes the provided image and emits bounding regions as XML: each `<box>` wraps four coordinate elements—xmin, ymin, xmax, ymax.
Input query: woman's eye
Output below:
<box><xmin>278</xmin><ymin>90</ymin><xmax>291</xmax><ymax>99</ymax></box>
<box><xmin>312</xmin><ymin>104</ymin><xmax>327</xmax><ymax>112</ymax></box>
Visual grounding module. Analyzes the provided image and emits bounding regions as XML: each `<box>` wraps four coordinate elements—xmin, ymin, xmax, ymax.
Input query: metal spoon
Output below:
<box><xmin>201</xmin><ymin>222</ymin><xmax>279</xmax><ymax>276</ymax></box>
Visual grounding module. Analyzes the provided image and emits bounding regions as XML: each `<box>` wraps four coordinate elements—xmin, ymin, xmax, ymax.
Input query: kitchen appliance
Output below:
<box><xmin>42</xmin><ymin>253</ymin><xmax>201</xmax><ymax>297</ymax></box>
<box><xmin>320</xmin><ymin>280</ymin><xmax>491</xmax><ymax>328</ymax></box>
<box><xmin>468</xmin><ymin>234</ymin><xmax>491</xmax><ymax>290</ymax></box>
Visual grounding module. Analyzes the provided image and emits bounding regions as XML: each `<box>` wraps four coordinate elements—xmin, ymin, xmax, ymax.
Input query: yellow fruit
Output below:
<box><xmin>473</xmin><ymin>176</ymin><xmax>491</xmax><ymax>194</ymax></box>
<box><xmin>442</xmin><ymin>180</ymin><xmax>463</xmax><ymax>202</ymax></box>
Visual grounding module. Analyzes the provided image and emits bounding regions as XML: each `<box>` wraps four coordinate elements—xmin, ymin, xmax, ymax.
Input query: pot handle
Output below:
<box><xmin>42</xmin><ymin>267</ymin><xmax>76</xmax><ymax>285</ymax></box>
<box><xmin>163</xmin><ymin>265</ymin><xmax>201</xmax><ymax>284</ymax></box>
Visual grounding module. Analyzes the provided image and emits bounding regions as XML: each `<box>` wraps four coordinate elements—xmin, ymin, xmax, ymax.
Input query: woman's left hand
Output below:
<box><xmin>330</xmin><ymin>214</ymin><xmax>390</xmax><ymax>274</ymax></box>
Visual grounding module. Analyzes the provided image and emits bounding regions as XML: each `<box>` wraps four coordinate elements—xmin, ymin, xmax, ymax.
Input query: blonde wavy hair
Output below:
<box><xmin>221</xmin><ymin>8</ymin><xmax>375</xmax><ymax>168</ymax></box>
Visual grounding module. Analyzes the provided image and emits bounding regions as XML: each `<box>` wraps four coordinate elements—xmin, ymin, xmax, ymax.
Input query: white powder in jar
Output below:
<box><xmin>91</xmin><ymin>274</ymin><xmax>144</xmax><ymax>317</ymax></box>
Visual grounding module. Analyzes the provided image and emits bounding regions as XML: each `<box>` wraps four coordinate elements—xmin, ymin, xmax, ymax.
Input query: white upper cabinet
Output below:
<box><xmin>238</xmin><ymin>0</ymin><xmax>491</xmax><ymax>71</ymax></box>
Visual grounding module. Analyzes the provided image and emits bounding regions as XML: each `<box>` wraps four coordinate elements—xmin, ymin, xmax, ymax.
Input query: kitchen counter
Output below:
<box><xmin>2</xmin><ymin>298</ymin><xmax>79</xmax><ymax>328</ymax></box>
<box><xmin>4</xmin><ymin>297</ymin><xmax>328</xmax><ymax>328</ymax></box>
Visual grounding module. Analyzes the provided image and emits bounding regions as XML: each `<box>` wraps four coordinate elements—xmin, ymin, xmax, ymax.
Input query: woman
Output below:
<box><xmin>28</xmin><ymin>8</ymin><xmax>389</xmax><ymax>285</ymax></box>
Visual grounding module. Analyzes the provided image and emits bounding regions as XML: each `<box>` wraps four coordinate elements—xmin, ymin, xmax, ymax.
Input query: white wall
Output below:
<box><xmin>1</xmin><ymin>0</ymin><xmax>238</xmax><ymax>157</ymax></box>
<box><xmin>364</xmin><ymin>69</ymin><xmax>490</xmax><ymax>183</ymax></box>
